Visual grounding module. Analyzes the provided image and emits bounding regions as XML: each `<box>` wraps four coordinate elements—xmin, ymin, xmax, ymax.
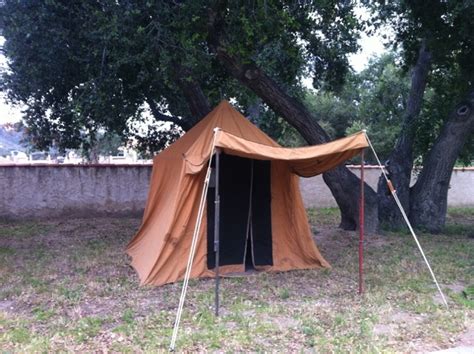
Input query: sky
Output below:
<box><xmin>0</xmin><ymin>28</ymin><xmax>386</xmax><ymax>125</ymax></box>
<box><xmin>0</xmin><ymin>37</ymin><xmax>21</xmax><ymax>125</ymax></box>
<box><xmin>349</xmin><ymin>32</ymin><xmax>386</xmax><ymax>72</ymax></box>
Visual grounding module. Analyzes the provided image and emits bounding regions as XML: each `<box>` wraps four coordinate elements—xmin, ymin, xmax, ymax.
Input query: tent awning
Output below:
<box><xmin>185</xmin><ymin>130</ymin><xmax>368</xmax><ymax>177</ymax></box>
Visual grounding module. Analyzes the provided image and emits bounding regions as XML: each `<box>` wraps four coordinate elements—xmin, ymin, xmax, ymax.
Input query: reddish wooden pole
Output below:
<box><xmin>359</xmin><ymin>149</ymin><xmax>365</xmax><ymax>295</ymax></box>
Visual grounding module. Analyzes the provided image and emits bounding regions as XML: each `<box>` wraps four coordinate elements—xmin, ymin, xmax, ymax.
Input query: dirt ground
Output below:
<box><xmin>0</xmin><ymin>208</ymin><xmax>473</xmax><ymax>352</ymax></box>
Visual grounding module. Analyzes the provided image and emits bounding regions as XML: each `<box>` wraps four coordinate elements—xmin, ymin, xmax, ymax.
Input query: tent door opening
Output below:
<box><xmin>207</xmin><ymin>153</ymin><xmax>273</xmax><ymax>271</ymax></box>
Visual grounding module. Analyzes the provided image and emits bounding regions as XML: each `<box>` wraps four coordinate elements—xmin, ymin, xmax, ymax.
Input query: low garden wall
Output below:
<box><xmin>300</xmin><ymin>166</ymin><xmax>474</xmax><ymax>208</ymax></box>
<box><xmin>0</xmin><ymin>164</ymin><xmax>152</xmax><ymax>220</ymax></box>
<box><xmin>0</xmin><ymin>164</ymin><xmax>472</xmax><ymax>220</ymax></box>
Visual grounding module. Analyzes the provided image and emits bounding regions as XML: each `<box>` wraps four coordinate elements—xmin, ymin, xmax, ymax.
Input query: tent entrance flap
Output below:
<box><xmin>207</xmin><ymin>154</ymin><xmax>273</xmax><ymax>269</ymax></box>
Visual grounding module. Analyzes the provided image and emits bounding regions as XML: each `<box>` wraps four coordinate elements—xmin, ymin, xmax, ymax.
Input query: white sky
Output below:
<box><xmin>0</xmin><ymin>22</ymin><xmax>386</xmax><ymax>125</ymax></box>
<box><xmin>0</xmin><ymin>37</ymin><xmax>22</xmax><ymax>124</ymax></box>
<box><xmin>349</xmin><ymin>32</ymin><xmax>386</xmax><ymax>72</ymax></box>
<box><xmin>349</xmin><ymin>3</ymin><xmax>388</xmax><ymax>72</ymax></box>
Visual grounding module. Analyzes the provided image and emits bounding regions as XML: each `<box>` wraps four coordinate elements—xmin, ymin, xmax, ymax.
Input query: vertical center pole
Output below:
<box><xmin>214</xmin><ymin>148</ymin><xmax>221</xmax><ymax>316</ymax></box>
<box><xmin>359</xmin><ymin>149</ymin><xmax>365</xmax><ymax>295</ymax></box>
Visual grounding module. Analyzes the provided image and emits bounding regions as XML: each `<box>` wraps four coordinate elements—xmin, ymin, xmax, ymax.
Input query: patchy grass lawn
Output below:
<box><xmin>0</xmin><ymin>208</ymin><xmax>473</xmax><ymax>352</ymax></box>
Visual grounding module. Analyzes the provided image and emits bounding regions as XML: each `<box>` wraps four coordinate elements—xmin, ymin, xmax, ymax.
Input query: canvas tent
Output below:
<box><xmin>126</xmin><ymin>100</ymin><xmax>368</xmax><ymax>286</ymax></box>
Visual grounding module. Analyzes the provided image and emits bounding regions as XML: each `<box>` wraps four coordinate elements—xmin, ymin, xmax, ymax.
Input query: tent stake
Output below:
<box><xmin>214</xmin><ymin>148</ymin><xmax>221</xmax><ymax>316</ymax></box>
<box><xmin>359</xmin><ymin>149</ymin><xmax>365</xmax><ymax>295</ymax></box>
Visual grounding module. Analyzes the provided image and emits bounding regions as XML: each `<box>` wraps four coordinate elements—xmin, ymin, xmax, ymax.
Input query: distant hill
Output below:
<box><xmin>0</xmin><ymin>124</ymin><xmax>25</xmax><ymax>155</ymax></box>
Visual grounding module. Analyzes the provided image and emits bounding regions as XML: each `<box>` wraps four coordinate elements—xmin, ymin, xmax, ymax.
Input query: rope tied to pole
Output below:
<box><xmin>169</xmin><ymin>128</ymin><xmax>221</xmax><ymax>351</ymax></box>
<box><xmin>362</xmin><ymin>130</ymin><xmax>449</xmax><ymax>309</ymax></box>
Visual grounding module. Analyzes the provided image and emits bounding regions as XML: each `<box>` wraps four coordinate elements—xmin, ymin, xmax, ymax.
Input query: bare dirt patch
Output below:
<box><xmin>0</xmin><ymin>209</ymin><xmax>473</xmax><ymax>352</ymax></box>
<box><xmin>458</xmin><ymin>325</ymin><xmax>474</xmax><ymax>346</ymax></box>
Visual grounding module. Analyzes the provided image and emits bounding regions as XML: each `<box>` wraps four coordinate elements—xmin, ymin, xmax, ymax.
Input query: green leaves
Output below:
<box><xmin>1</xmin><ymin>0</ymin><xmax>361</xmax><ymax>155</ymax></box>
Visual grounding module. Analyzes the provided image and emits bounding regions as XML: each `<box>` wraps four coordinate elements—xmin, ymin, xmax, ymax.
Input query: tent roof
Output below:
<box><xmin>155</xmin><ymin>100</ymin><xmax>278</xmax><ymax>164</ymax></box>
<box><xmin>179</xmin><ymin>100</ymin><xmax>368</xmax><ymax>177</ymax></box>
<box><xmin>213</xmin><ymin>130</ymin><xmax>368</xmax><ymax>177</ymax></box>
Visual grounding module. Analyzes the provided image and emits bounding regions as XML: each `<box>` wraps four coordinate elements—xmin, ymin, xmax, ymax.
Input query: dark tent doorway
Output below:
<box><xmin>207</xmin><ymin>153</ymin><xmax>273</xmax><ymax>271</ymax></box>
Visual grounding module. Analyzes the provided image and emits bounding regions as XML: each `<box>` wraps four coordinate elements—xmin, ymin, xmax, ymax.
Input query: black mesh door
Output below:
<box><xmin>207</xmin><ymin>154</ymin><xmax>272</xmax><ymax>269</ymax></box>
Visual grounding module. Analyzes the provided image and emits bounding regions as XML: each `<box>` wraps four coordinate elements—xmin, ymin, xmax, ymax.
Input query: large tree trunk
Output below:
<box><xmin>175</xmin><ymin>66</ymin><xmax>212</xmax><ymax>127</ymax></box>
<box><xmin>208</xmin><ymin>33</ymin><xmax>378</xmax><ymax>232</ymax></box>
<box><xmin>147</xmin><ymin>71</ymin><xmax>211</xmax><ymax>132</ymax></box>
<box><xmin>377</xmin><ymin>42</ymin><xmax>431</xmax><ymax>229</ymax></box>
<box><xmin>409</xmin><ymin>90</ymin><xmax>474</xmax><ymax>232</ymax></box>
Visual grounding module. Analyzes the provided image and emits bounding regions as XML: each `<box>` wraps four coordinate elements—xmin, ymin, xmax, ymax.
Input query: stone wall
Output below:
<box><xmin>300</xmin><ymin>166</ymin><xmax>474</xmax><ymax>209</ymax></box>
<box><xmin>0</xmin><ymin>164</ymin><xmax>472</xmax><ymax>220</ymax></box>
<box><xmin>0</xmin><ymin>164</ymin><xmax>152</xmax><ymax>220</ymax></box>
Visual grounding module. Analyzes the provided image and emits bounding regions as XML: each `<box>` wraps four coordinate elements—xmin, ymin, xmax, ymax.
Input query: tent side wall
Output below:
<box><xmin>127</xmin><ymin>157</ymin><xmax>330</xmax><ymax>286</ymax></box>
<box><xmin>142</xmin><ymin>169</ymin><xmax>212</xmax><ymax>285</ymax></box>
<box><xmin>126</xmin><ymin>158</ymin><xmax>187</xmax><ymax>284</ymax></box>
<box><xmin>126</xmin><ymin>158</ymin><xmax>215</xmax><ymax>286</ymax></box>
<box><xmin>269</xmin><ymin>161</ymin><xmax>330</xmax><ymax>271</ymax></box>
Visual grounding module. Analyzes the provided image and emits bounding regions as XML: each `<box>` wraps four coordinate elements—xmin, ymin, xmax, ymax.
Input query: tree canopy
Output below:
<box><xmin>366</xmin><ymin>0</ymin><xmax>474</xmax><ymax>164</ymax></box>
<box><xmin>1</xmin><ymin>0</ymin><xmax>473</xmax><ymax>232</ymax></box>
<box><xmin>0</xmin><ymin>0</ymin><xmax>360</xmax><ymax>155</ymax></box>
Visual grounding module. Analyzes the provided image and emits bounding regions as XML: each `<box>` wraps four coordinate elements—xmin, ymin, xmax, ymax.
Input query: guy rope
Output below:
<box><xmin>169</xmin><ymin>128</ymin><xmax>221</xmax><ymax>351</ymax></box>
<box><xmin>363</xmin><ymin>130</ymin><xmax>448</xmax><ymax>308</ymax></box>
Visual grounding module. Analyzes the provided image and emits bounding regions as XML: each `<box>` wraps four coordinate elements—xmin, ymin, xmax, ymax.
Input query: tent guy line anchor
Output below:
<box><xmin>169</xmin><ymin>128</ymin><xmax>221</xmax><ymax>352</ymax></box>
<box><xmin>363</xmin><ymin>130</ymin><xmax>449</xmax><ymax>309</ymax></box>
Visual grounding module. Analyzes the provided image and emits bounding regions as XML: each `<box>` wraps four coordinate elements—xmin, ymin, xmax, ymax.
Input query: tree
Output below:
<box><xmin>366</xmin><ymin>0</ymin><xmax>474</xmax><ymax>231</ymax></box>
<box><xmin>206</xmin><ymin>0</ymin><xmax>380</xmax><ymax>231</ymax></box>
<box><xmin>0</xmin><ymin>1</ymin><xmax>213</xmax><ymax>152</ymax></box>
<box><xmin>2</xmin><ymin>0</ymin><xmax>380</xmax><ymax>231</ymax></box>
<box><xmin>306</xmin><ymin>53</ymin><xmax>411</xmax><ymax>163</ymax></box>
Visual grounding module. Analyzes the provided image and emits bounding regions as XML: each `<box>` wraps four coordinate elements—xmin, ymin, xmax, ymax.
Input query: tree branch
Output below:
<box><xmin>174</xmin><ymin>65</ymin><xmax>211</xmax><ymax>127</ymax></box>
<box><xmin>376</xmin><ymin>40</ymin><xmax>432</xmax><ymax>227</ymax></box>
<box><xmin>207</xmin><ymin>5</ymin><xmax>379</xmax><ymax>232</ymax></box>
<box><xmin>397</xmin><ymin>40</ymin><xmax>432</xmax><ymax>149</ymax></box>
<box><xmin>146</xmin><ymin>98</ymin><xmax>191</xmax><ymax>130</ymax></box>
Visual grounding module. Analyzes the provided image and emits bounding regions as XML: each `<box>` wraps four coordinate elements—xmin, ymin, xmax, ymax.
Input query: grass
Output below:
<box><xmin>307</xmin><ymin>207</ymin><xmax>340</xmax><ymax>227</ymax></box>
<box><xmin>0</xmin><ymin>208</ymin><xmax>473</xmax><ymax>352</ymax></box>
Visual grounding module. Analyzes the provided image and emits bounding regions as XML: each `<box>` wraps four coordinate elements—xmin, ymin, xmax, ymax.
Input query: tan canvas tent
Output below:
<box><xmin>126</xmin><ymin>100</ymin><xmax>368</xmax><ymax>286</ymax></box>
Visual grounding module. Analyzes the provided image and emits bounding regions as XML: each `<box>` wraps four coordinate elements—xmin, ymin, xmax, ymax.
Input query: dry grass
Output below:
<box><xmin>0</xmin><ymin>208</ymin><xmax>473</xmax><ymax>352</ymax></box>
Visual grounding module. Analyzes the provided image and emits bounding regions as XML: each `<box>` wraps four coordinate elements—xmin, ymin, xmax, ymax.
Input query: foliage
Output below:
<box><xmin>1</xmin><ymin>1</ymin><xmax>197</xmax><ymax>154</ymax></box>
<box><xmin>249</xmin><ymin>104</ymin><xmax>306</xmax><ymax>147</ymax></box>
<box><xmin>364</xmin><ymin>0</ymin><xmax>474</xmax><ymax>165</ymax></box>
<box><xmin>300</xmin><ymin>53</ymin><xmax>410</xmax><ymax>163</ymax></box>
<box><xmin>305</xmin><ymin>44</ymin><xmax>473</xmax><ymax>166</ymax></box>
<box><xmin>131</xmin><ymin>122</ymin><xmax>182</xmax><ymax>159</ymax></box>
<box><xmin>255</xmin><ymin>52</ymin><xmax>411</xmax><ymax>155</ymax></box>
<box><xmin>347</xmin><ymin>53</ymin><xmax>409</xmax><ymax>161</ymax></box>
<box><xmin>304</xmin><ymin>91</ymin><xmax>351</xmax><ymax>139</ymax></box>
<box><xmin>0</xmin><ymin>0</ymin><xmax>361</xmax><ymax>155</ymax></box>
<box><xmin>366</xmin><ymin>1</ymin><xmax>473</xmax><ymax>78</ymax></box>
<box><xmin>2</xmin><ymin>0</ymin><xmax>471</xmax><ymax>169</ymax></box>
<box><xmin>94</xmin><ymin>132</ymin><xmax>124</xmax><ymax>156</ymax></box>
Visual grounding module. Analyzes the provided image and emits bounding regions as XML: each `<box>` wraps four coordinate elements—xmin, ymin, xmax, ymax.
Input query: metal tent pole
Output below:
<box><xmin>214</xmin><ymin>148</ymin><xmax>221</xmax><ymax>316</ymax></box>
<box><xmin>359</xmin><ymin>149</ymin><xmax>365</xmax><ymax>295</ymax></box>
